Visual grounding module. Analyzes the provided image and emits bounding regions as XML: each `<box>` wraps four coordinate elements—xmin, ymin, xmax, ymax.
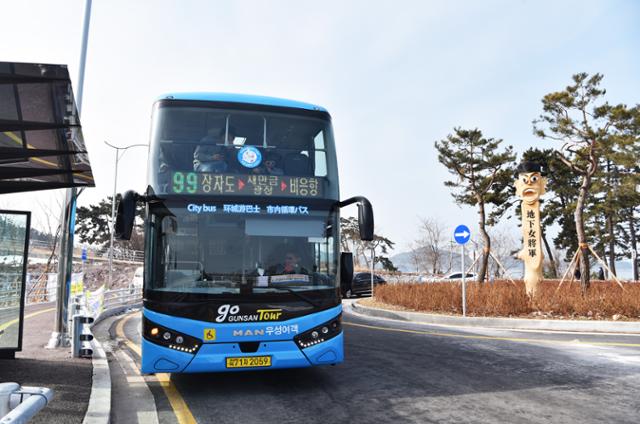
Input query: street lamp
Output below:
<box><xmin>104</xmin><ymin>141</ymin><xmax>148</xmax><ymax>287</ymax></box>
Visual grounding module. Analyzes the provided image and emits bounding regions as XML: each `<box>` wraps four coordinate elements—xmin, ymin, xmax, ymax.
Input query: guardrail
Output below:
<box><xmin>0</xmin><ymin>283</ymin><xmax>141</xmax><ymax>421</ymax></box>
<box><xmin>68</xmin><ymin>286</ymin><xmax>142</xmax><ymax>359</ymax></box>
<box><xmin>0</xmin><ymin>284</ymin><xmax>20</xmax><ymax>308</ymax></box>
<box><xmin>85</xmin><ymin>286</ymin><xmax>142</xmax><ymax>327</ymax></box>
<box><xmin>102</xmin><ymin>287</ymin><xmax>142</xmax><ymax>312</ymax></box>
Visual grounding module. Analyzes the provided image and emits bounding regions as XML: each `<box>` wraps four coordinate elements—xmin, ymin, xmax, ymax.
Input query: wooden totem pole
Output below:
<box><xmin>515</xmin><ymin>162</ymin><xmax>547</xmax><ymax>297</ymax></box>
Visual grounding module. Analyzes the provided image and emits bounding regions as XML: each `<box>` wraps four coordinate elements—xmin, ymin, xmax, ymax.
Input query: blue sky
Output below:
<box><xmin>2</xmin><ymin>0</ymin><xmax>639</xmax><ymax>252</ymax></box>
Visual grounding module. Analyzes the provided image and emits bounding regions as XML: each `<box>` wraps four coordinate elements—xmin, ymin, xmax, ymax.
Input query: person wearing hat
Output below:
<box><xmin>193</xmin><ymin>127</ymin><xmax>235</xmax><ymax>173</ymax></box>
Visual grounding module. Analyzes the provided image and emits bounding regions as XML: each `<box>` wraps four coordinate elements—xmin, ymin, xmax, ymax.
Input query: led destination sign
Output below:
<box><xmin>171</xmin><ymin>172</ymin><xmax>323</xmax><ymax>198</ymax></box>
<box><xmin>186</xmin><ymin>203</ymin><xmax>311</xmax><ymax>216</ymax></box>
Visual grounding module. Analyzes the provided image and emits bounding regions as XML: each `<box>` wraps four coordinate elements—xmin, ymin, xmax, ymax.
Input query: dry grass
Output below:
<box><xmin>373</xmin><ymin>280</ymin><xmax>640</xmax><ymax>320</ymax></box>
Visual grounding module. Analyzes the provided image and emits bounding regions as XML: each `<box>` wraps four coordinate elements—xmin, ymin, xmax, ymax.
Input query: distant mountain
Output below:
<box><xmin>390</xmin><ymin>249</ymin><xmax>637</xmax><ymax>280</ymax></box>
<box><xmin>390</xmin><ymin>248</ymin><xmax>515</xmax><ymax>275</ymax></box>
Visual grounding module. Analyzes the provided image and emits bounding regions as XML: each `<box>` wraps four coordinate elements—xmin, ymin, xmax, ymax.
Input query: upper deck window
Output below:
<box><xmin>149</xmin><ymin>106</ymin><xmax>335</xmax><ymax>199</ymax></box>
<box><xmin>149</xmin><ymin>105</ymin><xmax>338</xmax><ymax>198</ymax></box>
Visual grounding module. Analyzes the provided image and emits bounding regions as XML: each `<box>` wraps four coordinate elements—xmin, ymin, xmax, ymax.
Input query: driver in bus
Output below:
<box><xmin>270</xmin><ymin>252</ymin><xmax>309</xmax><ymax>275</ymax></box>
<box><xmin>193</xmin><ymin>127</ymin><xmax>235</xmax><ymax>173</ymax></box>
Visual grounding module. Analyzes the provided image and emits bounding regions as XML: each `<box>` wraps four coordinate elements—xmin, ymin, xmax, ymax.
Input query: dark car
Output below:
<box><xmin>344</xmin><ymin>272</ymin><xmax>386</xmax><ymax>298</ymax></box>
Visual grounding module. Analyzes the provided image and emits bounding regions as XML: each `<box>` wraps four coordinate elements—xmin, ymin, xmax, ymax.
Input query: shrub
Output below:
<box><xmin>374</xmin><ymin>281</ymin><xmax>640</xmax><ymax>320</ymax></box>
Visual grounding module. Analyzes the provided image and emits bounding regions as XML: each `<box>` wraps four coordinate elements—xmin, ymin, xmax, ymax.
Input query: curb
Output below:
<box><xmin>352</xmin><ymin>301</ymin><xmax>640</xmax><ymax>334</ymax></box>
<box><xmin>82</xmin><ymin>338</ymin><xmax>110</xmax><ymax>424</ymax></box>
<box><xmin>82</xmin><ymin>303</ymin><xmax>141</xmax><ymax>424</ymax></box>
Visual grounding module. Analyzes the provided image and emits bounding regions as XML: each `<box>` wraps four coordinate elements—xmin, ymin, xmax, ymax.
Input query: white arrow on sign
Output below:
<box><xmin>455</xmin><ymin>230</ymin><xmax>470</xmax><ymax>239</ymax></box>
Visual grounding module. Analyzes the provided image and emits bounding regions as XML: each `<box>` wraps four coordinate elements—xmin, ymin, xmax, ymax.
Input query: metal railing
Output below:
<box><xmin>101</xmin><ymin>287</ymin><xmax>142</xmax><ymax>312</ymax></box>
<box><xmin>0</xmin><ymin>383</ymin><xmax>53</xmax><ymax>424</ymax></box>
<box><xmin>0</xmin><ymin>282</ymin><xmax>20</xmax><ymax>308</ymax></box>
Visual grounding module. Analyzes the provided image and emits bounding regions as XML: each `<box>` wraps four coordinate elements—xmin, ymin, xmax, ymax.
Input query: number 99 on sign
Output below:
<box><xmin>173</xmin><ymin>172</ymin><xmax>197</xmax><ymax>193</ymax></box>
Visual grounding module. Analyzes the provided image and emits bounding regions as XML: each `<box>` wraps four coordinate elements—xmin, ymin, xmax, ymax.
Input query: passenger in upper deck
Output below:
<box><xmin>252</xmin><ymin>152</ymin><xmax>284</xmax><ymax>176</ymax></box>
<box><xmin>193</xmin><ymin>126</ymin><xmax>235</xmax><ymax>173</ymax></box>
<box><xmin>156</xmin><ymin>148</ymin><xmax>172</xmax><ymax>192</ymax></box>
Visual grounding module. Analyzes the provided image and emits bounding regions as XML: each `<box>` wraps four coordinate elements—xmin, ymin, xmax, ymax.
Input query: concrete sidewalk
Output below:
<box><xmin>0</xmin><ymin>303</ymin><xmax>93</xmax><ymax>423</ymax></box>
<box><xmin>352</xmin><ymin>300</ymin><xmax>640</xmax><ymax>334</ymax></box>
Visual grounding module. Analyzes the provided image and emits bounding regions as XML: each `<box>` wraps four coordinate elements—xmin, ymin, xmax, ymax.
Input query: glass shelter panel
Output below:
<box><xmin>0</xmin><ymin>211</ymin><xmax>30</xmax><ymax>352</ymax></box>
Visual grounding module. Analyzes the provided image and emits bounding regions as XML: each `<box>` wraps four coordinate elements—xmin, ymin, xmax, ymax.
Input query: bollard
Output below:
<box><xmin>68</xmin><ymin>295</ymin><xmax>85</xmax><ymax>341</ymax></box>
<box><xmin>72</xmin><ymin>315</ymin><xmax>94</xmax><ymax>358</ymax></box>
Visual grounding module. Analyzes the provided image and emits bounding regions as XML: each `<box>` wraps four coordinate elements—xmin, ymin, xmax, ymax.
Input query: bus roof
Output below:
<box><xmin>157</xmin><ymin>92</ymin><xmax>328</xmax><ymax>113</ymax></box>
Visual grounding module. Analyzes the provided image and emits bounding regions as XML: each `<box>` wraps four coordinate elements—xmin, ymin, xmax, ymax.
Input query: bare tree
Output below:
<box><xmin>414</xmin><ymin>217</ymin><xmax>447</xmax><ymax>274</ymax></box>
<box><xmin>408</xmin><ymin>242</ymin><xmax>424</xmax><ymax>273</ymax></box>
<box><xmin>488</xmin><ymin>227</ymin><xmax>518</xmax><ymax>278</ymax></box>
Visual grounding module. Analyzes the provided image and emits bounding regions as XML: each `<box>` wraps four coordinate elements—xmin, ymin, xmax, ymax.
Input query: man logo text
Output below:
<box><xmin>233</xmin><ymin>329</ymin><xmax>265</xmax><ymax>337</ymax></box>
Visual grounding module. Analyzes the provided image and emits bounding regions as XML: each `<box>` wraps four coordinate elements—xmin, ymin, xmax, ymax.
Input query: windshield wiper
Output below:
<box><xmin>267</xmin><ymin>286</ymin><xmax>320</xmax><ymax>308</ymax></box>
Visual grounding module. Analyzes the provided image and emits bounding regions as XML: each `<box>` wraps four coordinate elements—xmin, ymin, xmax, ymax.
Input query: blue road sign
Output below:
<box><xmin>454</xmin><ymin>225</ymin><xmax>471</xmax><ymax>245</ymax></box>
<box><xmin>81</xmin><ymin>246</ymin><xmax>87</xmax><ymax>262</ymax></box>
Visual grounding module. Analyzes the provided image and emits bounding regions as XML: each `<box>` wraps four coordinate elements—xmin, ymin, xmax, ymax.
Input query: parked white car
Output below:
<box><xmin>436</xmin><ymin>272</ymin><xmax>476</xmax><ymax>282</ymax></box>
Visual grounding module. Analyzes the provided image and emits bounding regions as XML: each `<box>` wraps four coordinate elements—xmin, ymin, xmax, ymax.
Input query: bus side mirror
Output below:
<box><xmin>340</xmin><ymin>252</ymin><xmax>354</xmax><ymax>295</ymax></box>
<box><xmin>338</xmin><ymin>196</ymin><xmax>374</xmax><ymax>241</ymax></box>
<box><xmin>357</xmin><ymin>199</ymin><xmax>374</xmax><ymax>241</ymax></box>
<box><xmin>115</xmin><ymin>190</ymin><xmax>139</xmax><ymax>240</ymax></box>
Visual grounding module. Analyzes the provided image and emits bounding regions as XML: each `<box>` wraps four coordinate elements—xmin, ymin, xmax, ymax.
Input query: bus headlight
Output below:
<box><xmin>294</xmin><ymin>315</ymin><xmax>342</xmax><ymax>349</ymax></box>
<box><xmin>143</xmin><ymin>317</ymin><xmax>202</xmax><ymax>354</ymax></box>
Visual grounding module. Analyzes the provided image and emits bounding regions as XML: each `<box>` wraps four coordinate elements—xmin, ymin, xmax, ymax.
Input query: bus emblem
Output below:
<box><xmin>237</xmin><ymin>146</ymin><xmax>262</xmax><ymax>169</ymax></box>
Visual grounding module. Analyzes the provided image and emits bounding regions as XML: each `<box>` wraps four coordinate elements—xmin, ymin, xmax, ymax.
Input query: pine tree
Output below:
<box><xmin>533</xmin><ymin>73</ymin><xmax>639</xmax><ymax>292</ymax></box>
<box><xmin>435</xmin><ymin>128</ymin><xmax>515</xmax><ymax>283</ymax></box>
<box><xmin>339</xmin><ymin>217</ymin><xmax>397</xmax><ymax>271</ymax></box>
<box><xmin>76</xmin><ymin>195</ymin><xmax>144</xmax><ymax>247</ymax></box>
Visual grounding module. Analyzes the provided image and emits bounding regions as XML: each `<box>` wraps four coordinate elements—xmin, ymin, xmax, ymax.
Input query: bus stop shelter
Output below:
<box><xmin>0</xmin><ymin>61</ymin><xmax>94</xmax><ymax>358</ymax></box>
<box><xmin>0</xmin><ymin>61</ymin><xmax>94</xmax><ymax>194</ymax></box>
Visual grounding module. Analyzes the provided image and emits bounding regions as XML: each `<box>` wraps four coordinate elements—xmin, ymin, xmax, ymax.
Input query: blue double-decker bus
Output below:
<box><xmin>115</xmin><ymin>93</ymin><xmax>373</xmax><ymax>373</ymax></box>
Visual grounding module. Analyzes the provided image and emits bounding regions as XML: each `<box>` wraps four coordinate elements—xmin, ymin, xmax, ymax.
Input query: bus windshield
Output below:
<box><xmin>147</xmin><ymin>199</ymin><xmax>338</xmax><ymax>298</ymax></box>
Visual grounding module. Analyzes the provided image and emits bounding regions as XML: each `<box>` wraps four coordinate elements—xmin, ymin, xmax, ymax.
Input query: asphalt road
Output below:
<box><xmin>111</xmin><ymin>301</ymin><xmax>640</xmax><ymax>424</ymax></box>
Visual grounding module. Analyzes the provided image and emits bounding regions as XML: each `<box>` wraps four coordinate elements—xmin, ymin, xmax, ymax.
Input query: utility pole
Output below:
<box><xmin>47</xmin><ymin>0</ymin><xmax>92</xmax><ymax>349</ymax></box>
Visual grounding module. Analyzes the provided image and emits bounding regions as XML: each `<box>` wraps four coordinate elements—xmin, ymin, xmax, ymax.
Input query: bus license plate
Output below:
<box><xmin>226</xmin><ymin>356</ymin><xmax>272</xmax><ymax>369</ymax></box>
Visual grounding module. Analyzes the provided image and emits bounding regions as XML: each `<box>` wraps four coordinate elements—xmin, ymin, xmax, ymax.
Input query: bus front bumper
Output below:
<box><xmin>141</xmin><ymin>332</ymin><xmax>344</xmax><ymax>373</ymax></box>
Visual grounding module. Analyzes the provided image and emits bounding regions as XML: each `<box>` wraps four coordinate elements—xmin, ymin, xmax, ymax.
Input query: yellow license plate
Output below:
<box><xmin>226</xmin><ymin>356</ymin><xmax>272</xmax><ymax>368</ymax></box>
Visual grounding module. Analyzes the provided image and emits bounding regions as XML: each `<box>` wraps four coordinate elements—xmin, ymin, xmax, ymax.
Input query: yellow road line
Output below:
<box><xmin>0</xmin><ymin>307</ymin><xmax>56</xmax><ymax>332</ymax></box>
<box><xmin>343</xmin><ymin>321</ymin><xmax>640</xmax><ymax>348</ymax></box>
<box><xmin>2</xmin><ymin>131</ymin><xmax>94</xmax><ymax>182</ymax></box>
<box><xmin>116</xmin><ymin>314</ymin><xmax>197</xmax><ymax>424</ymax></box>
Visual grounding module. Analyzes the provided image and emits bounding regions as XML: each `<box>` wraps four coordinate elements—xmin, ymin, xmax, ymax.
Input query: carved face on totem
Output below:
<box><xmin>515</xmin><ymin>172</ymin><xmax>547</xmax><ymax>205</ymax></box>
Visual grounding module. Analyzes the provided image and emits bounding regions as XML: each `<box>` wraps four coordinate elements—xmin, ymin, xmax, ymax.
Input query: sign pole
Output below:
<box><xmin>461</xmin><ymin>244</ymin><xmax>466</xmax><ymax>317</ymax></box>
<box><xmin>370</xmin><ymin>246</ymin><xmax>374</xmax><ymax>298</ymax></box>
<box><xmin>453</xmin><ymin>224</ymin><xmax>470</xmax><ymax>318</ymax></box>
